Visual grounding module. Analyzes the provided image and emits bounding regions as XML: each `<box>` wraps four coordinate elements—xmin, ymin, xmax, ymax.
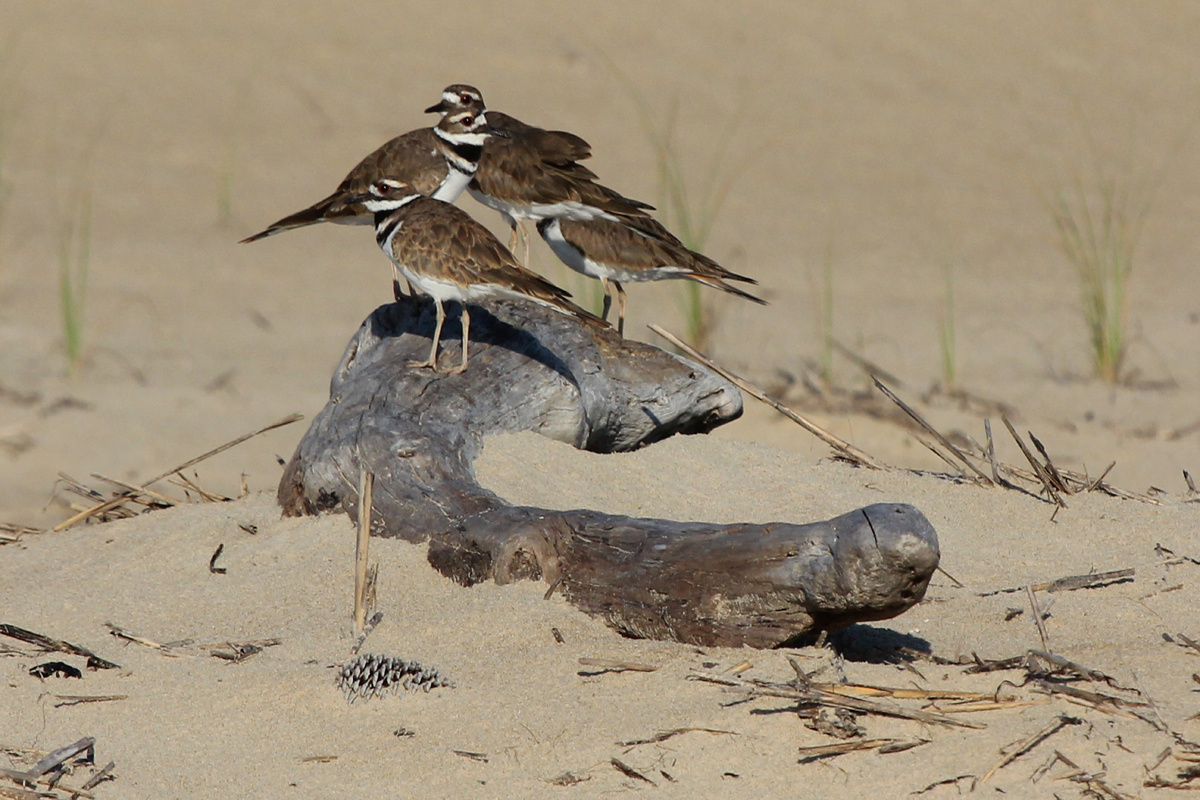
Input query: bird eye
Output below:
<box><xmin>375</xmin><ymin>182</ymin><xmax>392</xmax><ymax>195</ymax></box>
<box><xmin>460</xmin><ymin>115</ymin><xmax>474</xmax><ymax>126</ymax></box>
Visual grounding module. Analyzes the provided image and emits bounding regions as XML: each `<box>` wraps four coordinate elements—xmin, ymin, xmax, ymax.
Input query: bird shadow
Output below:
<box><xmin>780</xmin><ymin>624</ymin><xmax>932</xmax><ymax>664</ymax></box>
<box><xmin>364</xmin><ymin>295</ymin><xmax>583</xmax><ymax>389</ymax></box>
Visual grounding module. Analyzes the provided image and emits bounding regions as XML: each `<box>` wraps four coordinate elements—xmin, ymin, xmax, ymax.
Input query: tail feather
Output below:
<box><xmin>502</xmin><ymin>273</ymin><xmax>610</xmax><ymax>329</ymax></box>
<box><xmin>688</xmin><ymin>274</ymin><xmax>767</xmax><ymax>305</ymax></box>
<box><xmin>615</xmin><ymin>214</ymin><xmax>752</xmax><ymax>284</ymax></box>
<box><xmin>240</xmin><ymin>193</ymin><xmax>358</xmax><ymax>243</ymax></box>
<box><xmin>688</xmin><ymin>250</ymin><xmax>759</xmax><ymax>285</ymax></box>
<box><xmin>556</xmin><ymin>298</ymin><xmax>609</xmax><ymax>328</ymax></box>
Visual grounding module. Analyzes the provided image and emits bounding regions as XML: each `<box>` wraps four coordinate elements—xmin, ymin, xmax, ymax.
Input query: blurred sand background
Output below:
<box><xmin>0</xmin><ymin>1</ymin><xmax>1198</xmax><ymax>523</ymax></box>
<box><xmin>3</xmin><ymin>2</ymin><xmax>1200</xmax><ymax>798</ymax></box>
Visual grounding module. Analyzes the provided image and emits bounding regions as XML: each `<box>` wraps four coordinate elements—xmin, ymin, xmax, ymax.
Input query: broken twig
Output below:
<box><xmin>578</xmin><ymin>658</ymin><xmax>659</xmax><ymax>674</ymax></box>
<box><xmin>648</xmin><ymin>325</ymin><xmax>886</xmax><ymax>469</ymax></box>
<box><xmin>354</xmin><ymin>469</ymin><xmax>374</xmax><ymax>636</ymax></box>
<box><xmin>873</xmin><ymin>378</ymin><xmax>992</xmax><ymax>484</ymax></box>
<box><xmin>0</xmin><ymin>624</ymin><xmax>118</xmax><ymax>670</ymax></box>
<box><xmin>975</xmin><ymin>715</ymin><xmax>1081</xmax><ymax>786</ymax></box>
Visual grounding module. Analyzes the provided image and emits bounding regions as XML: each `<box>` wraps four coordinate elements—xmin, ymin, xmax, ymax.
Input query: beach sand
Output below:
<box><xmin>3</xmin><ymin>2</ymin><xmax>1200</xmax><ymax>797</ymax></box>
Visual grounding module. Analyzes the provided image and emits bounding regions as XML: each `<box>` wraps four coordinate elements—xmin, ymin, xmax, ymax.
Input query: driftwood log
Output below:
<box><xmin>279</xmin><ymin>296</ymin><xmax>940</xmax><ymax>647</ymax></box>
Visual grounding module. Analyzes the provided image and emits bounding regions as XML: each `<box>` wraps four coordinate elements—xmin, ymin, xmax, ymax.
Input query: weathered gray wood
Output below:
<box><xmin>279</xmin><ymin>295</ymin><xmax>744</xmax><ymax>538</ymax></box>
<box><xmin>428</xmin><ymin>503</ymin><xmax>939</xmax><ymax>647</ymax></box>
<box><xmin>279</xmin><ymin>295</ymin><xmax>940</xmax><ymax>647</ymax></box>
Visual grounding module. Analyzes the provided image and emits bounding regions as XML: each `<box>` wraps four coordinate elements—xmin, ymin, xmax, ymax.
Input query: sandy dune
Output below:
<box><xmin>3</xmin><ymin>2</ymin><xmax>1200</xmax><ymax>797</ymax></box>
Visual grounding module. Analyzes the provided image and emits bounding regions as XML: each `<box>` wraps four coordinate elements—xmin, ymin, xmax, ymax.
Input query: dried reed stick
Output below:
<box><xmin>872</xmin><ymin>378</ymin><xmax>992</xmax><ymax>484</ymax></box>
<box><xmin>354</xmin><ymin>468</ymin><xmax>374</xmax><ymax>635</ymax></box>
<box><xmin>647</xmin><ymin>324</ymin><xmax>886</xmax><ymax>470</ymax></box>
<box><xmin>53</xmin><ymin>413</ymin><xmax>302</xmax><ymax>531</ymax></box>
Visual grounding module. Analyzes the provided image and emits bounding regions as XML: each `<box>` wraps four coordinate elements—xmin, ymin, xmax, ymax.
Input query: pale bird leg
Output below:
<box><xmin>392</xmin><ymin>278</ymin><xmax>415</xmax><ymax>301</ymax></box>
<box><xmin>517</xmin><ymin>220</ymin><xmax>531</xmax><ymax>269</ymax></box>
<box><xmin>600</xmin><ymin>277</ymin><xmax>613</xmax><ymax>322</ymax></box>
<box><xmin>506</xmin><ymin>224</ymin><xmax>519</xmax><ymax>256</ymax></box>
<box><xmin>408</xmin><ymin>299</ymin><xmax>445</xmax><ymax>371</ymax></box>
<box><xmin>390</xmin><ymin>263</ymin><xmax>416</xmax><ymax>299</ymax></box>
<box><xmin>447</xmin><ymin>305</ymin><xmax>470</xmax><ymax>375</ymax></box>
<box><xmin>615</xmin><ymin>280</ymin><xmax>627</xmax><ymax>338</ymax></box>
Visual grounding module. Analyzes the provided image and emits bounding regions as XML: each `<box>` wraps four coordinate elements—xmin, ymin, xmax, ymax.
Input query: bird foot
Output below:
<box><xmin>406</xmin><ymin>359</ymin><xmax>438</xmax><ymax>371</ymax></box>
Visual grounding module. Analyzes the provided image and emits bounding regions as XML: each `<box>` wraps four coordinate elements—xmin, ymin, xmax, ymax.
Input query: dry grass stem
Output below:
<box><xmin>797</xmin><ymin>738</ymin><xmax>926</xmax><ymax>763</ymax></box>
<box><xmin>617</xmin><ymin>728</ymin><xmax>736</xmax><ymax>747</ymax></box>
<box><xmin>872</xmin><ymin>378</ymin><xmax>992</xmax><ymax>484</ymax></box>
<box><xmin>831</xmin><ymin>339</ymin><xmax>903</xmax><ymax>387</ymax></box>
<box><xmin>52</xmin><ymin>695</ymin><xmax>127</xmax><ymax>708</ymax></box>
<box><xmin>578</xmin><ymin>658</ymin><xmax>659</xmax><ymax>673</ymax></box>
<box><xmin>167</xmin><ymin>473</ymin><xmax>228</xmax><ymax>503</ymax></box>
<box><xmin>975</xmin><ymin>715</ymin><xmax>1082</xmax><ymax>786</ymax></box>
<box><xmin>52</xmin><ymin>412</ymin><xmax>302</xmax><ymax>531</ymax></box>
<box><xmin>143</xmin><ymin>412</ymin><xmax>303</xmax><ymax>486</ymax></box>
<box><xmin>88</xmin><ymin>473</ymin><xmax>177</xmax><ymax>506</ymax></box>
<box><xmin>80</xmin><ymin>762</ymin><xmax>115</xmax><ymax>792</ymax></box>
<box><xmin>0</xmin><ymin>623</ymin><xmax>118</xmax><ymax>669</ymax></box>
<box><xmin>351</xmin><ymin>610</ymin><xmax>384</xmax><ymax>655</ymax></box>
<box><xmin>354</xmin><ymin>468</ymin><xmax>374</xmax><ymax>635</ymax></box>
<box><xmin>610</xmin><ymin>757</ymin><xmax>654</xmax><ymax>785</ymax></box>
<box><xmin>1026</xmin><ymin>585</ymin><xmax>1051</xmax><ymax>652</ymax></box>
<box><xmin>0</xmin><ymin>523</ymin><xmax>42</xmax><ymax>543</ymax></box>
<box><xmin>1028</xmin><ymin>432</ymin><xmax>1071</xmax><ymax>494</ymax></box>
<box><xmin>690</xmin><ymin>671</ymin><xmax>984</xmax><ymax>730</ymax></box>
<box><xmin>648</xmin><ymin>324</ymin><xmax>886</xmax><ymax>469</ymax></box>
<box><xmin>104</xmin><ymin>622</ymin><xmax>171</xmax><ymax>651</ymax></box>
<box><xmin>1002</xmin><ymin>417</ymin><xmax>1066</xmax><ymax>507</ymax></box>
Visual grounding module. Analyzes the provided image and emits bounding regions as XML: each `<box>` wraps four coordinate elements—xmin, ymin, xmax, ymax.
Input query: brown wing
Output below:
<box><xmin>241</xmin><ymin>128</ymin><xmax>447</xmax><ymax>243</ymax></box>
<box><xmin>485</xmin><ymin>112</ymin><xmax>593</xmax><ymax>166</ymax></box>
<box><xmin>334</xmin><ymin>127</ymin><xmax>447</xmax><ymax>198</ymax></box>
<box><xmin>474</xmin><ymin>114</ymin><xmax>652</xmax><ymax>216</ymax></box>
<box><xmin>474</xmin><ymin>146</ymin><xmax>652</xmax><ymax>216</ymax></box>
<box><xmin>557</xmin><ymin>217</ymin><xmax>765</xmax><ymax>305</ymax></box>
<box><xmin>614</xmin><ymin>215</ymin><xmax>758</xmax><ymax>284</ymax></box>
<box><xmin>395</xmin><ymin>199</ymin><xmax>603</xmax><ymax>323</ymax></box>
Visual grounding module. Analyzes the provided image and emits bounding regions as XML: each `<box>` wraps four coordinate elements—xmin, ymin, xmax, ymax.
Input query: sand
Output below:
<box><xmin>3</xmin><ymin>2</ymin><xmax>1200</xmax><ymax>797</ymax></box>
<box><xmin>5</xmin><ymin>435</ymin><xmax>1200</xmax><ymax>797</ymax></box>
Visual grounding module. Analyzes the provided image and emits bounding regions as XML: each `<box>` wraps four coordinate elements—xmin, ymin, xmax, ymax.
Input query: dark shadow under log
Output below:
<box><xmin>279</xmin><ymin>295</ymin><xmax>940</xmax><ymax>647</ymax></box>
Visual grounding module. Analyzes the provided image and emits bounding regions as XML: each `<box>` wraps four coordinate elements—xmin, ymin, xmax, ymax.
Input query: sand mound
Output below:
<box><xmin>4</xmin><ymin>433</ymin><xmax>1198</xmax><ymax>797</ymax></box>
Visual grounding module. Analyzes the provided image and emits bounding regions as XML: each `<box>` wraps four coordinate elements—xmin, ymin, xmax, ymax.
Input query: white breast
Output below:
<box><xmin>433</xmin><ymin>168</ymin><xmax>473</xmax><ymax>202</ymax></box>
<box><xmin>539</xmin><ymin>219</ymin><xmax>604</xmax><ymax>280</ymax></box>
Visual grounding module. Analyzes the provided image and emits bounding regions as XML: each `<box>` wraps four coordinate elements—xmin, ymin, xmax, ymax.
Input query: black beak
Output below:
<box><xmin>425</xmin><ymin>100</ymin><xmax>449</xmax><ymax>114</ymax></box>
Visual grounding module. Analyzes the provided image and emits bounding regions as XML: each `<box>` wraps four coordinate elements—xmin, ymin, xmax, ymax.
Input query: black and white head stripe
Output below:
<box><xmin>433</xmin><ymin>110</ymin><xmax>495</xmax><ymax>169</ymax></box>
<box><xmin>445</xmin><ymin>87</ymin><xmax>482</xmax><ymax>107</ymax></box>
<box><xmin>365</xmin><ymin>178</ymin><xmax>421</xmax><ymax>219</ymax></box>
<box><xmin>426</xmin><ymin>84</ymin><xmax>486</xmax><ymax>115</ymax></box>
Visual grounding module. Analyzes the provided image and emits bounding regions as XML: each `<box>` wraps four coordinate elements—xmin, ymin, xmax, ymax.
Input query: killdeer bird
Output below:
<box><xmin>240</xmin><ymin>91</ymin><xmax>500</xmax><ymax>244</ymax></box>
<box><xmin>426</xmin><ymin>87</ymin><xmax>653</xmax><ymax>265</ymax></box>
<box><xmin>363</xmin><ymin>178</ymin><xmax>604</xmax><ymax>374</ymax></box>
<box><xmin>537</xmin><ymin>214</ymin><xmax>764</xmax><ymax>335</ymax></box>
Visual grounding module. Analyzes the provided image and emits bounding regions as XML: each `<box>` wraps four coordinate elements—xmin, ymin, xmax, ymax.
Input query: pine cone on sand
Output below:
<box><xmin>335</xmin><ymin>653</ymin><xmax>453</xmax><ymax>704</ymax></box>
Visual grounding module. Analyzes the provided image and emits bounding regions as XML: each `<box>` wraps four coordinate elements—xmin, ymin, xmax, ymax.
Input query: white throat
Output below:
<box><xmin>433</xmin><ymin>169</ymin><xmax>473</xmax><ymax>202</ymax></box>
<box><xmin>434</xmin><ymin>126</ymin><xmax>488</xmax><ymax>148</ymax></box>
